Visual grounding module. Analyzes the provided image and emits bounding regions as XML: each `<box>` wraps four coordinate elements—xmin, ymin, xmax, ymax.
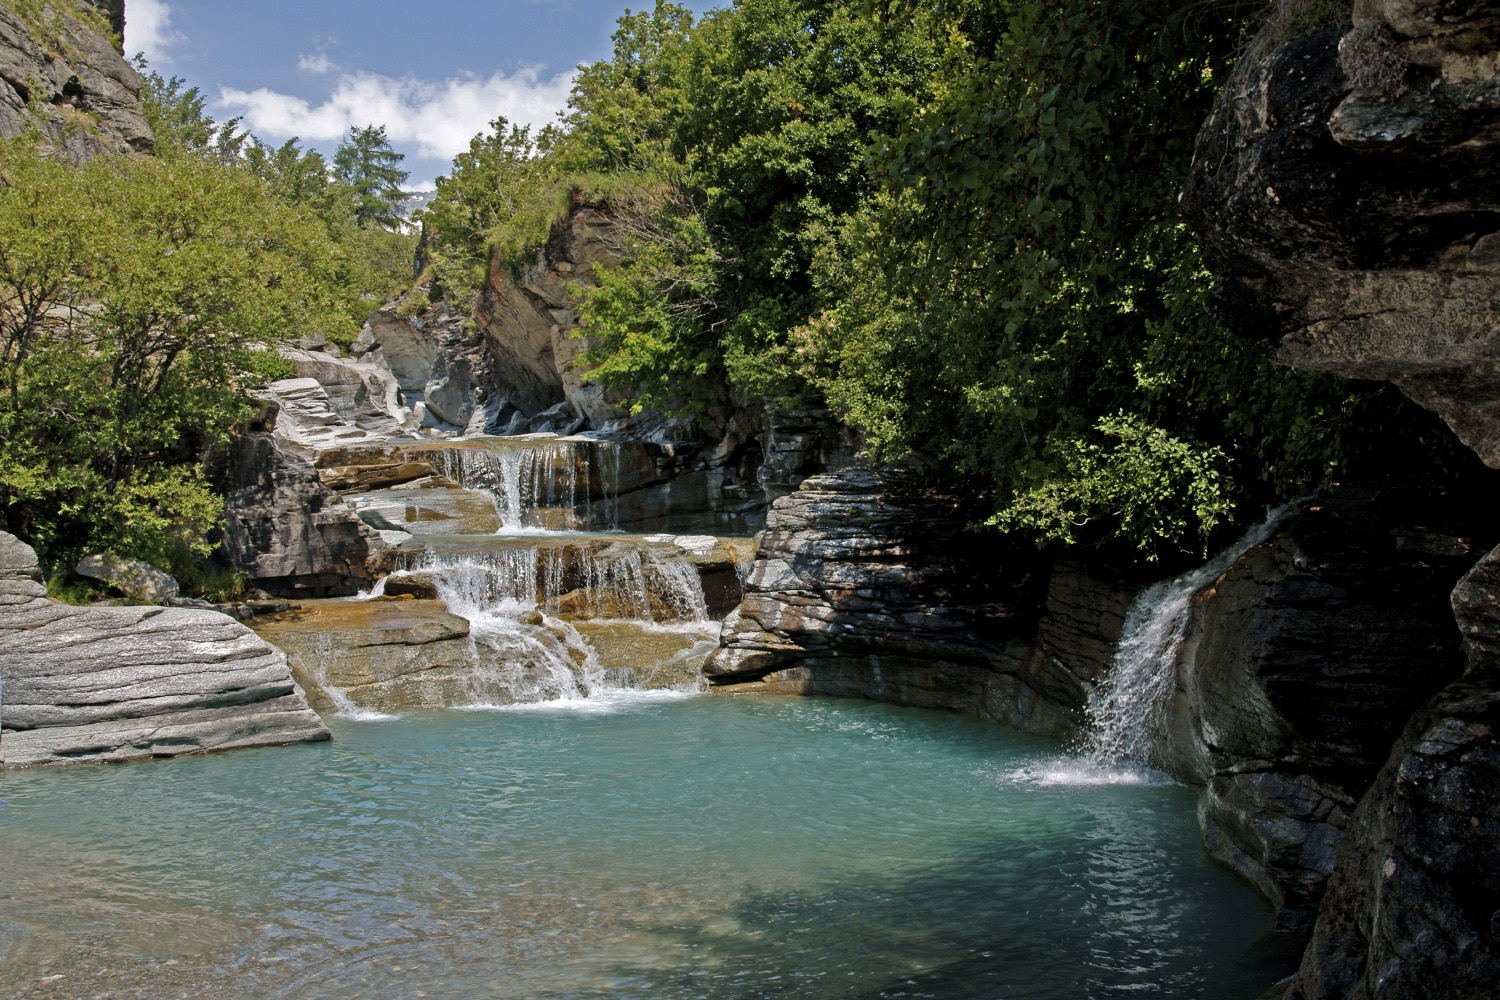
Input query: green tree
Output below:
<box><xmin>333</xmin><ymin>124</ymin><xmax>410</xmax><ymax>230</ymax></box>
<box><xmin>0</xmin><ymin>139</ymin><xmax>353</xmax><ymax>568</ymax></box>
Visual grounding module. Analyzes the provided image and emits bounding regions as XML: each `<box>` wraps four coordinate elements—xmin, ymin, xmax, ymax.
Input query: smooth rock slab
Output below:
<box><xmin>0</xmin><ymin>576</ymin><xmax>328</xmax><ymax>767</ymax></box>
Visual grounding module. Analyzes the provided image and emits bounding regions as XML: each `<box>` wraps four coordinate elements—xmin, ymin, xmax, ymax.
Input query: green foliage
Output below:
<box><xmin>419</xmin><ymin>117</ymin><xmax>563</xmax><ymax>302</ymax></box>
<box><xmin>333</xmin><ymin>124</ymin><xmax>410</xmax><ymax>230</ymax></box>
<box><xmin>11</xmin><ymin>0</ymin><xmax>120</xmax><ymax>50</ymax></box>
<box><xmin>395</xmin><ymin>293</ymin><xmax>430</xmax><ymax>319</ymax></box>
<box><xmin>136</xmin><ymin>63</ymin><xmax>249</xmax><ymax>163</ymax></box>
<box><xmin>45</xmin><ymin>573</ymin><xmax>95</xmax><ymax>605</ymax></box>
<box><xmin>0</xmin><ymin>138</ymin><xmax>354</xmax><ymax>565</ymax></box>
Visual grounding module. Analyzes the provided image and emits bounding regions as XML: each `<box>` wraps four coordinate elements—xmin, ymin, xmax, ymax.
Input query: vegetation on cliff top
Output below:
<box><xmin>0</xmin><ymin>53</ymin><xmax>418</xmax><ymax>574</ymax></box>
<box><xmin>419</xmin><ymin>0</ymin><xmax>1474</xmax><ymax>559</ymax></box>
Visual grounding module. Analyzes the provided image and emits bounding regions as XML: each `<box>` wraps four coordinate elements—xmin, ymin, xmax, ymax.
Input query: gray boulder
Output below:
<box><xmin>528</xmin><ymin>401</ymin><xmax>585</xmax><ymax>435</ymax></box>
<box><xmin>0</xmin><ymin>531</ymin><xmax>41</xmax><ymax>583</ymax></box>
<box><xmin>75</xmin><ymin>552</ymin><xmax>179</xmax><ymax>603</ymax></box>
<box><xmin>0</xmin><ymin>578</ymin><xmax>328</xmax><ymax>767</ymax></box>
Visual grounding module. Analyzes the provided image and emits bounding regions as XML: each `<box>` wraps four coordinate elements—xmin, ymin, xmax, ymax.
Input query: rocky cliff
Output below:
<box><xmin>0</xmin><ymin>1</ymin><xmax>152</xmax><ymax>160</ymax></box>
<box><xmin>706</xmin><ymin>468</ymin><xmax>1125</xmax><ymax>739</ymax></box>
<box><xmin>1183</xmin><ymin>2</ymin><xmax>1500</xmax><ymax>994</ymax></box>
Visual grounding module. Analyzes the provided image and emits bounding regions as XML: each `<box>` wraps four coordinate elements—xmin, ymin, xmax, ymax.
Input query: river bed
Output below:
<box><xmin>0</xmin><ymin>695</ymin><xmax>1294</xmax><ymax>999</ymax></box>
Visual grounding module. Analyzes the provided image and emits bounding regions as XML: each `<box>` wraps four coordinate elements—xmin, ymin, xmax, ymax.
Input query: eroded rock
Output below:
<box><xmin>74</xmin><ymin>552</ymin><xmax>179</xmax><ymax>603</ymax></box>
<box><xmin>0</xmin><ymin>535</ymin><xmax>328</xmax><ymax>768</ymax></box>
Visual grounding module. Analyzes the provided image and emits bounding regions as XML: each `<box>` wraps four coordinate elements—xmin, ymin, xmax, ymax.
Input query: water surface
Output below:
<box><xmin>0</xmin><ymin>696</ymin><xmax>1292</xmax><ymax>999</ymax></box>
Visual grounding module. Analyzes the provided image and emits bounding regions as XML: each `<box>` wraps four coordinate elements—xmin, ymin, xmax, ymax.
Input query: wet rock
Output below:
<box><xmin>528</xmin><ymin>401</ymin><xmax>585</xmax><ymax>435</ymax></box>
<box><xmin>1173</xmin><ymin>487</ymin><xmax>1490</xmax><ymax>932</ymax></box>
<box><xmin>1277</xmin><ymin>545</ymin><xmax>1500</xmax><ymax>998</ymax></box>
<box><xmin>74</xmin><ymin>552</ymin><xmax>179</xmax><ymax>603</ymax></box>
<box><xmin>0</xmin><ymin>568</ymin><xmax>328</xmax><ymax>767</ymax></box>
<box><xmin>383</xmin><ymin>573</ymin><xmax>440</xmax><ymax>600</ymax></box>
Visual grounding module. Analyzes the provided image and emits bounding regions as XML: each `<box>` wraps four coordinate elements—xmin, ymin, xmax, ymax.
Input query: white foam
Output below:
<box><xmin>457</xmin><ymin>688</ymin><xmax>700</xmax><ymax>716</ymax></box>
<box><xmin>997</xmin><ymin>757</ymin><xmax>1173</xmax><ymax>788</ymax></box>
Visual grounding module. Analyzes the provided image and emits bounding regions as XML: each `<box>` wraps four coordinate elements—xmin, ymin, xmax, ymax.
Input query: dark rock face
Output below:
<box><xmin>203</xmin><ymin>432</ymin><xmax>392</xmax><ymax>597</ymax></box>
<box><xmin>1181</xmin><ymin>7</ymin><xmax>1500</xmax><ymax>467</ymax></box>
<box><xmin>0</xmin><ymin>3</ymin><xmax>152</xmax><ymax>160</ymax></box>
<box><xmin>1275</xmin><ymin>544</ymin><xmax>1500</xmax><ymax>999</ymax></box>
<box><xmin>1174</xmin><ymin>487</ymin><xmax>1489</xmax><ymax>932</ymax></box>
<box><xmin>1184</xmin><ymin>3</ymin><xmax>1500</xmax><ymax>991</ymax></box>
<box><xmin>707</xmin><ymin>469</ymin><xmax>1094</xmax><ymax>737</ymax></box>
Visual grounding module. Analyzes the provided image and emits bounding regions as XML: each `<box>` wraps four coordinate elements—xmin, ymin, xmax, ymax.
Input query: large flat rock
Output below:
<box><xmin>0</xmin><ymin>562</ymin><xmax>328</xmax><ymax>767</ymax></box>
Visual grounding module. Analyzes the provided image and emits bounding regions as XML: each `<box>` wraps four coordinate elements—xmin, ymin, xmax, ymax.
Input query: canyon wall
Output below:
<box><xmin>1183</xmin><ymin>2</ymin><xmax>1500</xmax><ymax>995</ymax></box>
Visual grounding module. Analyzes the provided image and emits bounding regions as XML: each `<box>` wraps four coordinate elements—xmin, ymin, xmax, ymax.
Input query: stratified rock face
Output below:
<box><xmin>202</xmin><ymin>431</ymin><xmax>392</xmax><ymax>597</ymax></box>
<box><xmin>0</xmin><ymin>2</ymin><xmax>152</xmax><ymax>160</ymax></box>
<box><xmin>1277</xmin><ymin>545</ymin><xmax>1500</xmax><ymax>1000</ymax></box>
<box><xmin>0</xmin><ymin>533</ymin><xmax>328</xmax><ymax>767</ymax></box>
<box><xmin>1181</xmin><ymin>6</ymin><xmax>1500</xmax><ymax>466</ymax></box>
<box><xmin>706</xmin><ymin>469</ymin><xmax>1084</xmax><ymax>736</ymax></box>
<box><xmin>1174</xmin><ymin>487</ymin><xmax>1489</xmax><ymax>933</ymax></box>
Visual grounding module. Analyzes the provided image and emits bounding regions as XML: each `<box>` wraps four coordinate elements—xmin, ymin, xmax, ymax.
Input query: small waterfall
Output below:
<box><xmin>437</xmin><ymin>438</ymin><xmax>621</xmax><ymax>532</ymax></box>
<box><xmin>414</xmin><ymin>544</ymin><xmax>708</xmax><ymax>624</ymax></box>
<box><xmin>1082</xmin><ymin>505</ymin><xmax>1293</xmax><ymax>772</ymax></box>
<box><xmin>294</xmin><ymin>634</ymin><xmax>396</xmax><ymax>720</ymax></box>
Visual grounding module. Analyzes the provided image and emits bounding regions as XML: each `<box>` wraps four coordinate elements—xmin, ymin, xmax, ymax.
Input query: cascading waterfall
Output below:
<box><xmin>1080</xmin><ymin>504</ymin><xmax>1294</xmax><ymax>773</ymax></box>
<box><xmin>438</xmin><ymin>438</ymin><xmax>621</xmax><ymax>532</ymax></box>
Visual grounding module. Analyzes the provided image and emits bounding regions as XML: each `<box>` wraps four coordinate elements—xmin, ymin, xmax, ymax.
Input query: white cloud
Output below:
<box><xmin>297</xmin><ymin>52</ymin><xmax>335</xmax><ymax>74</ymax></box>
<box><xmin>125</xmin><ymin>0</ymin><xmax>183</xmax><ymax>65</ymax></box>
<box><xmin>218</xmin><ymin>67</ymin><xmax>575</xmax><ymax>162</ymax></box>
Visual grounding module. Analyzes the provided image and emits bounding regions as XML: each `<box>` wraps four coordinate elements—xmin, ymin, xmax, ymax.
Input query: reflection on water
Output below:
<box><xmin>0</xmin><ymin>697</ymin><xmax>1293</xmax><ymax>999</ymax></box>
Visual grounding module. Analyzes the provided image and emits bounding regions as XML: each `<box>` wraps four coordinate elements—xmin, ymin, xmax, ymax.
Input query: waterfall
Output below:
<box><xmin>437</xmin><ymin>438</ymin><xmax>621</xmax><ymax>532</ymax></box>
<box><xmin>1081</xmin><ymin>504</ymin><xmax>1293</xmax><ymax>772</ymax></box>
<box><xmin>413</xmin><ymin>544</ymin><xmax>708</xmax><ymax>625</ymax></box>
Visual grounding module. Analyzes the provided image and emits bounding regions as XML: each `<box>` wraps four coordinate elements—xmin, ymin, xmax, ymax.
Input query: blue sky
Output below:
<box><xmin>125</xmin><ymin>0</ymin><xmax>719</xmax><ymax>187</ymax></box>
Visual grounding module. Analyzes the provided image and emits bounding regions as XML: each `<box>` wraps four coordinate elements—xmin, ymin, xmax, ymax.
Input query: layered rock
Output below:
<box><xmin>0</xmin><ymin>1</ymin><xmax>153</xmax><ymax>161</ymax></box>
<box><xmin>1181</xmin><ymin>3</ymin><xmax>1500</xmax><ymax>467</ymax></box>
<box><xmin>705</xmin><ymin>469</ymin><xmax>1085</xmax><ymax>736</ymax></box>
<box><xmin>0</xmin><ymin>532</ymin><xmax>328</xmax><ymax>767</ymax></box>
<box><xmin>1268</xmin><ymin>543</ymin><xmax>1500</xmax><ymax>998</ymax></box>
<box><xmin>1169</xmin><ymin>487</ymin><xmax>1490</xmax><ymax>933</ymax></box>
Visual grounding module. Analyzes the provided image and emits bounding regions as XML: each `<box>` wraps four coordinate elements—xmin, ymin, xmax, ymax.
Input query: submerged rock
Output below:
<box><xmin>0</xmin><ymin>533</ymin><xmax>328</xmax><ymax>767</ymax></box>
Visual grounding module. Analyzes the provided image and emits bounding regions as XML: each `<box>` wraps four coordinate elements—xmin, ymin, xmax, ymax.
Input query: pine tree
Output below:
<box><xmin>332</xmin><ymin>124</ymin><xmax>409</xmax><ymax>230</ymax></box>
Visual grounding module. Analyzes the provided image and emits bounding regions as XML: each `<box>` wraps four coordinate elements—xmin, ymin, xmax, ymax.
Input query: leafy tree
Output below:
<box><xmin>135</xmin><ymin>62</ymin><xmax>249</xmax><ymax>163</ymax></box>
<box><xmin>333</xmin><ymin>124</ymin><xmax>410</xmax><ymax>230</ymax></box>
<box><xmin>420</xmin><ymin>117</ymin><xmax>559</xmax><ymax>301</ymax></box>
<box><xmin>245</xmin><ymin>137</ymin><xmax>332</xmax><ymax>210</ymax></box>
<box><xmin>0</xmin><ymin>139</ymin><xmax>353</xmax><ymax>569</ymax></box>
